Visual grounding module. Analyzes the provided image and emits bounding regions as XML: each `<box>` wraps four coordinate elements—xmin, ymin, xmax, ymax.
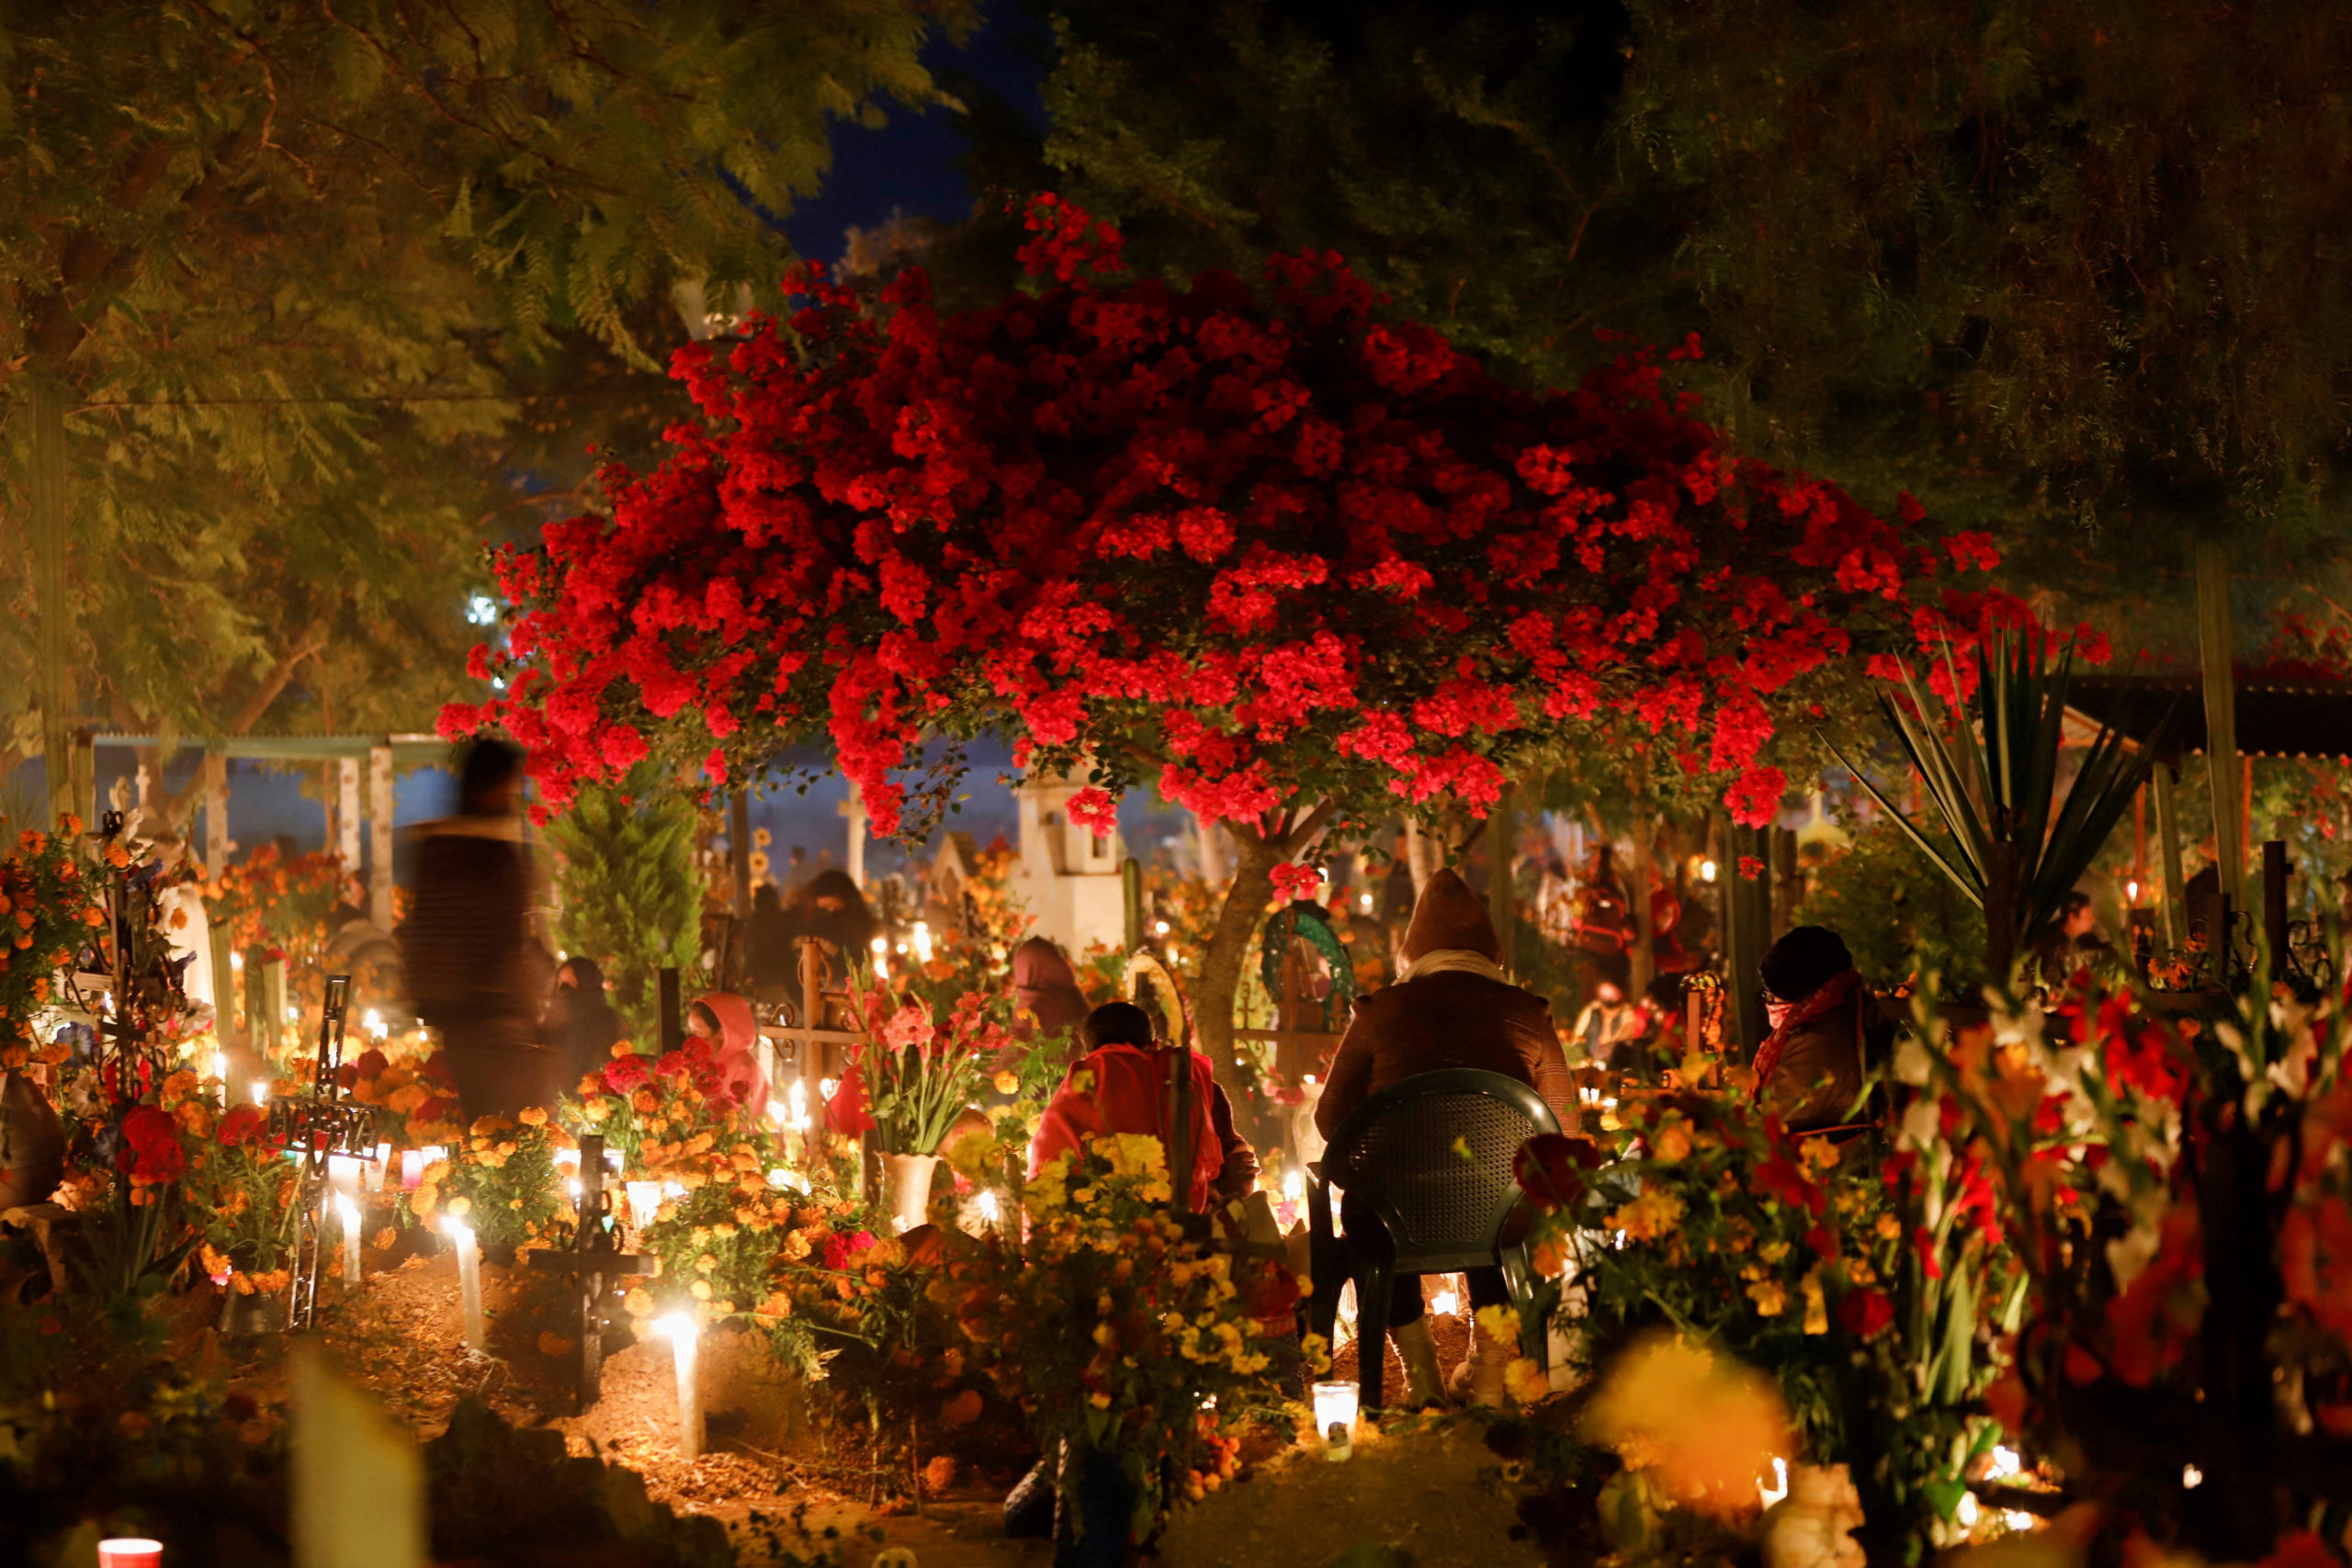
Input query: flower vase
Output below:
<box><xmin>881</xmin><ymin>1153</ymin><xmax>937</xmax><ymax>1235</ymax></box>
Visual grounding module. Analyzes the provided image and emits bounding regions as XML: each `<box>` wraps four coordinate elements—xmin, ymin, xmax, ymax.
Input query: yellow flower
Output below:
<box><xmin>518</xmin><ymin>1106</ymin><xmax>547</xmax><ymax>1126</ymax></box>
<box><xmin>690</xmin><ymin>1280</ymin><xmax>712</xmax><ymax>1301</ymax></box>
<box><xmin>1652</xmin><ymin>1121</ymin><xmax>1693</xmax><ymax>1164</ymax></box>
<box><xmin>1746</xmin><ymin>1279</ymin><xmax>1787</xmax><ymax>1316</ymax></box>
<box><xmin>445</xmin><ymin>1195</ymin><xmax>472</xmax><ymax>1216</ymax></box>
<box><xmin>1874</xmin><ymin>1212</ymin><xmax>1903</xmax><ymax>1241</ymax></box>
<box><xmin>1801</xmin><ymin>1269</ymin><xmax>1828</xmax><ymax>1336</ymax></box>
<box><xmin>993</xmin><ymin>1070</ymin><xmax>1019</xmax><ymax>1095</ymax></box>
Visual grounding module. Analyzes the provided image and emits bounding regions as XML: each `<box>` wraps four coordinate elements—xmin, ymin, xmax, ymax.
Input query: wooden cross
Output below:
<box><xmin>526</xmin><ymin>1133</ymin><xmax>655</xmax><ymax>1412</ymax></box>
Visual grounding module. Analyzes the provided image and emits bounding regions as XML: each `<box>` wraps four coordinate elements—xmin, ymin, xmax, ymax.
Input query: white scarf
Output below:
<box><xmin>1399</xmin><ymin>948</ymin><xmax>1509</xmax><ymax>985</ymax></box>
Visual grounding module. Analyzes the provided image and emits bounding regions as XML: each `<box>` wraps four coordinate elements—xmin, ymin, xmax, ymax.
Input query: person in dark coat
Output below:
<box><xmin>1315</xmin><ymin>868</ymin><xmax>1575</xmax><ymax>1409</ymax></box>
<box><xmin>746</xmin><ymin>883</ymin><xmax>796</xmax><ymax>988</ymax></box>
<box><xmin>399</xmin><ymin>739</ymin><xmax>557</xmax><ymax>1121</ymax></box>
<box><xmin>1011</xmin><ymin>936</ymin><xmax>1091</xmax><ymax>1051</ymax></box>
<box><xmin>1748</xmin><ymin>925</ymin><xmax>1867</xmax><ymax>1132</ymax></box>
<box><xmin>779</xmin><ymin>868</ymin><xmax>877</xmax><ymax>979</ymax></box>
<box><xmin>542</xmin><ymin>956</ymin><xmax>625</xmax><ymax>1093</ymax></box>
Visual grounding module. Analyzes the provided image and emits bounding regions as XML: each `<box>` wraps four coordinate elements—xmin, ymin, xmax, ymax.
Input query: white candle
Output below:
<box><xmin>444</xmin><ymin>1219</ymin><xmax>485</xmax><ymax>1352</ymax></box>
<box><xmin>626</xmin><ymin>1181</ymin><xmax>662</xmax><ymax>1227</ymax></box>
<box><xmin>1312</xmin><ymin>1381</ymin><xmax>1359</xmax><ymax>1460</ymax></box>
<box><xmin>252</xmin><ymin>1082</ymin><xmax>269</xmax><ymax>1106</ymax></box>
<box><xmin>656</xmin><ymin>1314</ymin><xmax>702</xmax><ymax>1461</ymax></box>
<box><xmin>338</xmin><ymin>1195</ymin><xmax>362</xmax><ymax>1283</ymax></box>
<box><xmin>209</xmin><ymin>1049</ymin><xmax>226</xmax><ymax>1087</ymax></box>
<box><xmin>399</xmin><ymin>1150</ymin><xmax>423</xmax><ymax>1191</ymax></box>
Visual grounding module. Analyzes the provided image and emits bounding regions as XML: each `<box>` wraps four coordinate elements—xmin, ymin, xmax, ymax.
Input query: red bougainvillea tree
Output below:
<box><xmin>449</xmin><ymin>196</ymin><xmax>2001</xmax><ymax>1077</ymax></box>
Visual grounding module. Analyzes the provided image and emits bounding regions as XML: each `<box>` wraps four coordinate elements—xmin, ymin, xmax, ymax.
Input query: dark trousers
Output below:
<box><xmin>1387</xmin><ymin>1266</ymin><xmax>1508</xmax><ymax>1328</ymax></box>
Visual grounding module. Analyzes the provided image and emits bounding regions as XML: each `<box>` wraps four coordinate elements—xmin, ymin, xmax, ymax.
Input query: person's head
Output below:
<box><xmin>688</xmin><ymin>1000</ymin><xmax>720</xmax><ymax>1040</ymax></box>
<box><xmin>457</xmin><ymin>738</ymin><xmax>526</xmax><ymax>818</ymax></box>
<box><xmin>753</xmin><ymin>884</ymin><xmax>782</xmax><ymax>916</ymax></box>
<box><xmin>799</xmin><ymin>867</ymin><xmax>864</xmax><ymax>915</ymax></box>
<box><xmin>2060</xmin><ymin>891</ymin><xmax>2097</xmax><ymax>939</ymax></box>
<box><xmin>1760</xmin><ymin>925</ymin><xmax>1855</xmax><ymax>1020</ymax></box>
<box><xmin>1580</xmin><ymin>950</ymin><xmax>1633</xmax><ymax>1007</ymax></box>
<box><xmin>1399</xmin><ymin>868</ymin><xmax>1501</xmax><ymax>964</ymax></box>
<box><xmin>1080</xmin><ymin>1000</ymin><xmax>1155</xmax><ymax>1051</ymax></box>
<box><xmin>559</xmin><ymin>956</ymin><xmax>605</xmax><ymax>995</ymax></box>
<box><xmin>1645</xmin><ymin>973</ymin><xmax>1685</xmax><ymax>1013</ymax></box>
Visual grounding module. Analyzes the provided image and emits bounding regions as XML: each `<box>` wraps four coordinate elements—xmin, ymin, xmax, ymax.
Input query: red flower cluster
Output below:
<box><xmin>452</xmin><ymin>197</ymin><xmax>2000</xmax><ymax>836</ymax></box>
<box><xmin>216</xmin><ymin>1103</ymin><xmax>272</xmax><ymax>1149</ymax></box>
<box><xmin>117</xmin><ymin>1104</ymin><xmax>187</xmax><ymax>1182</ymax></box>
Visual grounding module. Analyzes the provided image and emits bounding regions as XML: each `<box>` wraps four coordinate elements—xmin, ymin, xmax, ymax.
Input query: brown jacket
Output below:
<box><xmin>1756</xmin><ymin>991</ymin><xmax>1865</xmax><ymax>1131</ymax></box>
<box><xmin>1314</xmin><ymin>971</ymin><xmax>1575</xmax><ymax>1140</ymax></box>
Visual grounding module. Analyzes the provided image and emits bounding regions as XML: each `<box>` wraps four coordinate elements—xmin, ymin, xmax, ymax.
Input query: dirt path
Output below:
<box><xmin>206</xmin><ymin>1249</ymin><xmax>1552</xmax><ymax>1568</ymax></box>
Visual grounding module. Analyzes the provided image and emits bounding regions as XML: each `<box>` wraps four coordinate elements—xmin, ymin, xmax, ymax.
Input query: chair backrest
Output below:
<box><xmin>1323</xmin><ymin>1069</ymin><xmax>1562</xmax><ymax>1269</ymax></box>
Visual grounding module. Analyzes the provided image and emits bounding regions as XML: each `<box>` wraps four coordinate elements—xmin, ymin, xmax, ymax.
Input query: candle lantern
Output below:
<box><xmin>96</xmin><ymin>1542</ymin><xmax>164</xmax><ymax>1568</ymax></box>
<box><xmin>1312</xmin><ymin>1380</ymin><xmax>1359</xmax><ymax>1461</ymax></box>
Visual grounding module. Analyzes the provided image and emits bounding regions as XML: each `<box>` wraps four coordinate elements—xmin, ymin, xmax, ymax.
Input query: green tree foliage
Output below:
<box><xmin>546</xmin><ymin>772</ymin><xmax>702</xmax><ymax>1044</ymax></box>
<box><xmin>1038</xmin><ymin>0</ymin><xmax>1684</xmax><ymax>390</ymax></box>
<box><xmin>1792</xmin><ymin>818</ymin><xmax>1985</xmax><ymax>990</ymax></box>
<box><xmin>0</xmin><ymin>0</ymin><xmax>977</xmax><ymax>813</ymax></box>
<box><xmin>1619</xmin><ymin>0</ymin><xmax>2352</xmax><ymax>572</ymax></box>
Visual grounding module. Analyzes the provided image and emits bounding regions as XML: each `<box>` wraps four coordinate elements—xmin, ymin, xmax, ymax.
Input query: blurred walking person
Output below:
<box><xmin>400</xmin><ymin>739</ymin><xmax>558</xmax><ymax>1119</ymax></box>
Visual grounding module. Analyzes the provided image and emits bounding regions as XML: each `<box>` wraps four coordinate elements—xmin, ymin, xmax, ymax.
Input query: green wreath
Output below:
<box><xmin>1258</xmin><ymin>902</ymin><xmax>1355</xmax><ymax>1032</ymax></box>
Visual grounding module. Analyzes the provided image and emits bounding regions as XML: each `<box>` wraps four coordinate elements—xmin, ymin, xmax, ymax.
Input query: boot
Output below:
<box><xmin>1445</xmin><ymin>1318</ymin><xmax>1512</xmax><ymax>1409</ymax></box>
<box><xmin>1390</xmin><ymin>1317</ymin><xmax>1446</xmax><ymax>1410</ymax></box>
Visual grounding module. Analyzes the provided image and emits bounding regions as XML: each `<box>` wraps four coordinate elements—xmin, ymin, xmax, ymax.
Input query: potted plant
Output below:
<box><xmin>842</xmin><ymin>981</ymin><xmax>999</xmax><ymax>1233</ymax></box>
<box><xmin>1824</xmin><ymin>628</ymin><xmax>2175</xmax><ymax>989</ymax></box>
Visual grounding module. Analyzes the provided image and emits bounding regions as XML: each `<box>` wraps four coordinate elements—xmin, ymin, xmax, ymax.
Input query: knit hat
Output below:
<box><xmin>1759</xmin><ymin>925</ymin><xmax>1855</xmax><ymax>1003</ymax></box>
<box><xmin>1400</xmin><ymin>869</ymin><xmax>1502</xmax><ymax>963</ymax></box>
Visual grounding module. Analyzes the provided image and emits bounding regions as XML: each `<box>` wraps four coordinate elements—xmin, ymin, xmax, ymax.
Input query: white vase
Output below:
<box><xmin>881</xmin><ymin>1153</ymin><xmax>938</xmax><ymax>1235</ymax></box>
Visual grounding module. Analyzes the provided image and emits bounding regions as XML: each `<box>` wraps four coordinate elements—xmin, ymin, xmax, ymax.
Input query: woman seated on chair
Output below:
<box><xmin>1316</xmin><ymin>869</ymin><xmax>1575</xmax><ymax>1409</ymax></box>
<box><xmin>1030</xmin><ymin>1001</ymin><xmax>1260</xmax><ymax>1212</ymax></box>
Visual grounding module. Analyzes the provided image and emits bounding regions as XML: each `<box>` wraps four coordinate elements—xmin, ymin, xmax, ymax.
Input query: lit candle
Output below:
<box><xmin>399</xmin><ymin>1150</ymin><xmax>423</xmax><ymax>1191</ymax></box>
<box><xmin>975</xmin><ymin>1190</ymin><xmax>1000</xmax><ymax>1229</ymax></box>
<box><xmin>869</xmin><ymin>933</ymin><xmax>888</xmax><ymax>980</ymax></box>
<box><xmin>370</xmin><ymin>1142</ymin><xmax>392</xmax><ymax>1190</ymax></box>
<box><xmin>444</xmin><ymin>1219</ymin><xmax>485</xmax><ymax>1352</ymax></box>
<box><xmin>337</xmin><ymin>1194</ymin><xmax>362</xmax><ymax>1284</ymax></box>
<box><xmin>626</xmin><ymin>1180</ymin><xmax>662</xmax><ymax>1227</ymax></box>
<box><xmin>911</xmin><ymin>920</ymin><xmax>933</xmax><ymax>963</ymax></box>
<box><xmin>1312</xmin><ymin>1381</ymin><xmax>1359</xmax><ymax>1460</ymax></box>
<box><xmin>252</xmin><ymin>1082</ymin><xmax>269</xmax><ymax>1107</ymax></box>
<box><xmin>363</xmin><ymin>1007</ymin><xmax>388</xmax><ymax>1040</ymax></box>
<box><xmin>655</xmin><ymin>1314</ymin><xmax>703</xmax><ymax>1461</ymax></box>
<box><xmin>209</xmin><ymin>1049</ymin><xmax>226</xmax><ymax>1087</ymax></box>
<box><xmin>96</xmin><ymin>1540</ymin><xmax>164</xmax><ymax>1568</ymax></box>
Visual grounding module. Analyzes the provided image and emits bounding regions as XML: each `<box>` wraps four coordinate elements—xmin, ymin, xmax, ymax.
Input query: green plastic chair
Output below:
<box><xmin>1306</xmin><ymin>1068</ymin><xmax>1562</xmax><ymax>1410</ymax></box>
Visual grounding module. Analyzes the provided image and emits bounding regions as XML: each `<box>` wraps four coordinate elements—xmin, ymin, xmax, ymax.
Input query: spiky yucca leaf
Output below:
<box><xmin>1824</xmin><ymin>629</ymin><xmax>2177</xmax><ymax>973</ymax></box>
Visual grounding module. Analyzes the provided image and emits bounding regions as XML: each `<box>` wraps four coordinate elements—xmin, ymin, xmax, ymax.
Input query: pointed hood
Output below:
<box><xmin>1399</xmin><ymin>868</ymin><xmax>1501</xmax><ymax>964</ymax></box>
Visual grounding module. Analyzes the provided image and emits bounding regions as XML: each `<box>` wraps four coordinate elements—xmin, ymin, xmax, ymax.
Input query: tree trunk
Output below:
<box><xmin>1628</xmin><ymin>810</ymin><xmax>1656</xmax><ymax>999</ymax></box>
<box><xmin>1193</xmin><ymin>829</ymin><xmax>1281</xmax><ymax>1096</ymax></box>
<box><xmin>1984</xmin><ymin>836</ymin><xmax>2019</xmax><ymax>985</ymax></box>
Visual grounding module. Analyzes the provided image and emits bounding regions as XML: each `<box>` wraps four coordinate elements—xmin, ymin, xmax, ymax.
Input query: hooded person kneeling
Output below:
<box><xmin>1315</xmin><ymin>868</ymin><xmax>1575</xmax><ymax>1409</ymax></box>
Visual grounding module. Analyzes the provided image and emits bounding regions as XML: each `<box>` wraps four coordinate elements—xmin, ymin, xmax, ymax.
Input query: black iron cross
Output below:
<box><xmin>526</xmin><ymin>1132</ymin><xmax>655</xmax><ymax>1411</ymax></box>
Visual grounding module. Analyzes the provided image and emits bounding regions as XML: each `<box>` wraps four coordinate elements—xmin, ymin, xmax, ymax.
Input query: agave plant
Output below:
<box><xmin>1824</xmin><ymin>629</ymin><xmax>2177</xmax><ymax>983</ymax></box>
